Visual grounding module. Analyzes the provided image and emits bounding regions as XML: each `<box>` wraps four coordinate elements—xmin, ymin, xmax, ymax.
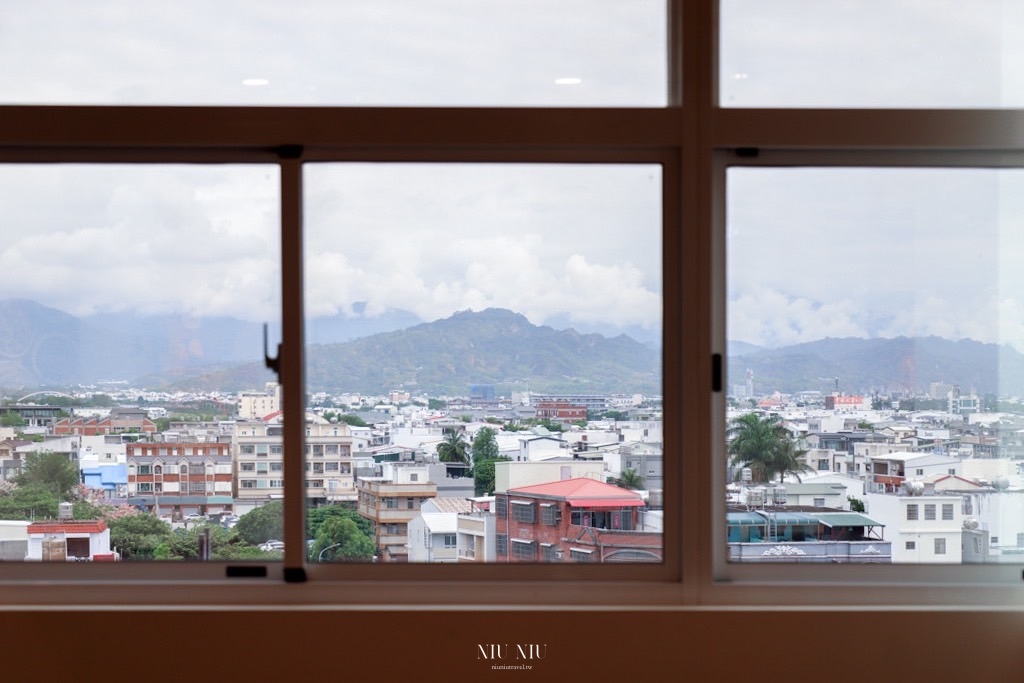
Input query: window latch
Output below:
<box><xmin>263</xmin><ymin>323</ymin><xmax>281</xmax><ymax>381</ymax></box>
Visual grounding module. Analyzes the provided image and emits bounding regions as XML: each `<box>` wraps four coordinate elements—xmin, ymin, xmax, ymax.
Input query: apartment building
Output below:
<box><xmin>356</xmin><ymin>461</ymin><xmax>437</xmax><ymax>562</ymax></box>
<box><xmin>126</xmin><ymin>442</ymin><xmax>233</xmax><ymax>518</ymax></box>
<box><xmin>236</xmin><ymin>382</ymin><xmax>281</xmax><ymax>420</ymax></box>
<box><xmin>234</xmin><ymin>413</ymin><xmax>355</xmax><ymax>506</ymax></box>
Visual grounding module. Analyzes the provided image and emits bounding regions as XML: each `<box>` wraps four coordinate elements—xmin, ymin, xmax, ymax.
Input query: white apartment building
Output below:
<box><xmin>407</xmin><ymin>498</ymin><xmax>474</xmax><ymax>563</ymax></box>
<box><xmin>236</xmin><ymin>382</ymin><xmax>281</xmax><ymax>420</ymax></box>
<box><xmin>234</xmin><ymin>413</ymin><xmax>355</xmax><ymax>505</ymax></box>
<box><xmin>864</xmin><ymin>491</ymin><xmax>964</xmax><ymax>563</ymax></box>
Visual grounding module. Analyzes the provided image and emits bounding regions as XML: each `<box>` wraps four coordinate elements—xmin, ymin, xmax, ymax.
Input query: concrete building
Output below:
<box><xmin>496</xmin><ymin>478</ymin><xmax>660</xmax><ymax>563</ymax></box>
<box><xmin>407</xmin><ymin>497</ymin><xmax>474</xmax><ymax>563</ymax></box>
<box><xmin>456</xmin><ymin>497</ymin><xmax>496</xmax><ymax>563</ymax></box>
<box><xmin>356</xmin><ymin>461</ymin><xmax>438</xmax><ymax>562</ymax></box>
<box><xmin>237</xmin><ymin>382</ymin><xmax>281</xmax><ymax>420</ymax></box>
<box><xmin>26</xmin><ymin>520</ymin><xmax>117</xmax><ymax>562</ymax></box>
<box><xmin>234</xmin><ymin>413</ymin><xmax>355</xmax><ymax>506</ymax></box>
<box><xmin>126</xmin><ymin>441</ymin><xmax>233</xmax><ymax>518</ymax></box>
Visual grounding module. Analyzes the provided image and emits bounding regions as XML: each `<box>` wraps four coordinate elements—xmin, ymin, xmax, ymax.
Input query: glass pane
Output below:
<box><xmin>720</xmin><ymin>0</ymin><xmax>1024</xmax><ymax>108</ymax></box>
<box><xmin>0</xmin><ymin>164</ymin><xmax>281</xmax><ymax>562</ymax></box>
<box><xmin>3</xmin><ymin>1</ymin><xmax>665</xmax><ymax>107</ymax></box>
<box><xmin>726</xmin><ymin>167</ymin><xmax>1024</xmax><ymax>564</ymax></box>
<box><xmin>304</xmin><ymin>163</ymin><xmax>663</xmax><ymax>564</ymax></box>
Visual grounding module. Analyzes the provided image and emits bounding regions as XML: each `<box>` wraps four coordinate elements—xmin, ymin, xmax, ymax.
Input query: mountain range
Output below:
<box><xmin>2</xmin><ymin>297</ymin><xmax>1020</xmax><ymax>398</ymax></box>
<box><xmin>727</xmin><ymin>336</ymin><xmax>1024</xmax><ymax>397</ymax></box>
<box><xmin>0</xmin><ymin>300</ymin><xmax>660</xmax><ymax>396</ymax></box>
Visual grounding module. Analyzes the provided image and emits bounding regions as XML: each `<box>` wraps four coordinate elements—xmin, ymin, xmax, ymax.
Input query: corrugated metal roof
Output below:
<box><xmin>508</xmin><ymin>478</ymin><xmax>643</xmax><ymax>505</ymax></box>
<box><xmin>815</xmin><ymin>512</ymin><xmax>884</xmax><ymax>527</ymax></box>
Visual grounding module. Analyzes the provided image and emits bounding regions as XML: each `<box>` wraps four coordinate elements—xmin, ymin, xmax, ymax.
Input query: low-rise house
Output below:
<box><xmin>407</xmin><ymin>497</ymin><xmax>474</xmax><ymax>563</ymax></box>
<box><xmin>26</xmin><ymin>520</ymin><xmax>117</xmax><ymax>561</ymax></box>
<box><xmin>496</xmin><ymin>478</ymin><xmax>660</xmax><ymax>563</ymax></box>
<box><xmin>727</xmin><ymin>509</ymin><xmax>890</xmax><ymax>563</ymax></box>
<box><xmin>457</xmin><ymin>497</ymin><xmax>496</xmax><ymax>563</ymax></box>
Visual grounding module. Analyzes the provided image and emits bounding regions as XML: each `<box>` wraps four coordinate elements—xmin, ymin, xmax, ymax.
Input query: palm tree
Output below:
<box><xmin>437</xmin><ymin>429</ymin><xmax>471</xmax><ymax>478</ymax></box>
<box><xmin>616</xmin><ymin>468</ymin><xmax>645</xmax><ymax>490</ymax></box>
<box><xmin>727</xmin><ymin>413</ymin><xmax>810</xmax><ymax>483</ymax></box>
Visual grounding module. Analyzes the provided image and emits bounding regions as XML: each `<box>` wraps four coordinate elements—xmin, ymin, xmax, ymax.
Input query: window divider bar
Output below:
<box><xmin>280</xmin><ymin>152</ymin><xmax>307</xmax><ymax>582</ymax></box>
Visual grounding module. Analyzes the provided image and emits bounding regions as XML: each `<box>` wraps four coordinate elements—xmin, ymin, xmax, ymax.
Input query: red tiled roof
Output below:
<box><xmin>508</xmin><ymin>478</ymin><xmax>644</xmax><ymax>507</ymax></box>
<box><xmin>27</xmin><ymin>520</ymin><xmax>107</xmax><ymax>534</ymax></box>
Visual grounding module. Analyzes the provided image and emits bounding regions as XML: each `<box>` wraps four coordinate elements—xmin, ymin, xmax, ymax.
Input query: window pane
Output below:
<box><xmin>304</xmin><ymin>163</ymin><xmax>663</xmax><ymax>564</ymax></box>
<box><xmin>726</xmin><ymin>167</ymin><xmax>1024</xmax><ymax>565</ymax></box>
<box><xmin>3</xmin><ymin>1</ymin><xmax>665</xmax><ymax>107</ymax></box>
<box><xmin>720</xmin><ymin>0</ymin><xmax>1024</xmax><ymax>108</ymax></box>
<box><xmin>0</xmin><ymin>164</ymin><xmax>280</xmax><ymax>562</ymax></box>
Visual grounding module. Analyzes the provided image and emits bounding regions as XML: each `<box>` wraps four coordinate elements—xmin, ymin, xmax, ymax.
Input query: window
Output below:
<box><xmin>541</xmin><ymin>503</ymin><xmax>561</xmax><ymax>526</ymax></box>
<box><xmin>541</xmin><ymin>543</ymin><xmax>556</xmax><ymax>562</ymax></box>
<box><xmin>906</xmin><ymin>541</ymin><xmax>916</xmax><ymax>551</ymax></box>
<box><xmin>924</xmin><ymin>504</ymin><xmax>936</xmax><ymax>521</ymax></box>
<box><xmin>570</xmin><ymin>548</ymin><xmax>596</xmax><ymax>563</ymax></box>
<box><xmin>812</xmin><ymin>498</ymin><xmax>825</xmax><ymax>508</ymax></box>
<box><xmin>942</xmin><ymin>504</ymin><xmax>954</xmax><ymax>521</ymax></box>
<box><xmin>511</xmin><ymin>540</ymin><xmax>537</xmax><ymax>562</ymax></box>
<box><xmin>906</xmin><ymin>505</ymin><xmax>919</xmax><ymax>521</ymax></box>
<box><xmin>240</xmin><ymin>463</ymin><xmax>255</xmax><ymax>473</ymax></box>
<box><xmin>511</xmin><ymin>501</ymin><xmax>536</xmax><ymax>524</ymax></box>
<box><xmin>935</xmin><ymin>538</ymin><xmax>947</xmax><ymax>555</ymax></box>
<box><xmin>7</xmin><ymin>0</ymin><xmax>1024</xmax><ymax>618</ymax></box>
<box><xmin>443</xmin><ymin>534</ymin><xmax>457</xmax><ymax>549</ymax></box>
<box><xmin>137</xmin><ymin>465</ymin><xmax>152</xmax><ymax>475</ymax></box>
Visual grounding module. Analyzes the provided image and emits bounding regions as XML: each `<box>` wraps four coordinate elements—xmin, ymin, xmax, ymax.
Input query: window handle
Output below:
<box><xmin>263</xmin><ymin>323</ymin><xmax>281</xmax><ymax>381</ymax></box>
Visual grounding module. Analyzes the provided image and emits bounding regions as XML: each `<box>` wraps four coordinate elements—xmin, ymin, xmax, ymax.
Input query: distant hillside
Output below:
<box><xmin>727</xmin><ymin>336</ymin><xmax>1024</xmax><ymax>397</ymax></box>
<box><xmin>187</xmin><ymin>308</ymin><xmax>662</xmax><ymax>395</ymax></box>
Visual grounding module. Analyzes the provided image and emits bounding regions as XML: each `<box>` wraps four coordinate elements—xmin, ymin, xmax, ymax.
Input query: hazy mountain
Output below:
<box><xmin>0</xmin><ymin>300</ymin><xmax>661</xmax><ymax>395</ymax></box>
<box><xmin>184</xmin><ymin>308</ymin><xmax>662</xmax><ymax>395</ymax></box>
<box><xmin>727</xmin><ymin>336</ymin><xmax>1024</xmax><ymax>397</ymax></box>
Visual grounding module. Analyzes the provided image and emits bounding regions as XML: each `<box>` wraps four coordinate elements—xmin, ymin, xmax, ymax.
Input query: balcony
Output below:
<box><xmin>728</xmin><ymin>540</ymin><xmax>892</xmax><ymax>563</ymax></box>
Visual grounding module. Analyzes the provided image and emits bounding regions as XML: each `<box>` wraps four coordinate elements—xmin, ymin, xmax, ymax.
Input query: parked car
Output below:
<box><xmin>259</xmin><ymin>540</ymin><xmax>285</xmax><ymax>552</ymax></box>
<box><xmin>184</xmin><ymin>513</ymin><xmax>206</xmax><ymax>522</ymax></box>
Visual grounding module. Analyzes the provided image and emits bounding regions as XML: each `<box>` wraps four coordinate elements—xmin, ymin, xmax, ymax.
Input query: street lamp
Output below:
<box><xmin>317</xmin><ymin>542</ymin><xmax>342</xmax><ymax>562</ymax></box>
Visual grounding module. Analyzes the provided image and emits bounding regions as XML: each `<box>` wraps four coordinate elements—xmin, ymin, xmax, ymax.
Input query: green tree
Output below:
<box><xmin>616</xmin><ymin>468</ymin><xmax>645</xmax><ymax>490</ymax></box>
<box><xmin>233</xmin><ymin>500</ymin><xmax>284</xmax><ymax>546</ymax></box>
<box><xmin>108</xmin><ymin>513</ymin><xmax>172</xmax><ymax>560</ymax></box>
<box><xmin>310</xmin><ymin>516</ymin><xmax>375</xmax><ymax>562</ymax></box>
<box><xmin>427</xmin><ymin>398</ymin><xmax>447</xmax><ymax>410</ymax></box>
<box><xmin>0</xmin><ymin>484</ymin><xmax>58</xmax><ymax>520</ymax></box>
<box><xmin>436</xmin><ymin>429</ymin><xmax>470</xmax><ymax>466</ymax></box>
<box><xmin>727</xmin><ymin>413</ymin><xmax>811</xmax><ymax>483</ymax></box>
<box><xmin>471</xmin><ymin>427</ymin><xmax>499</xmax><ymax>462</ymax></box>
<box><xmin>847</xmin><ymin>496</ymin><xmax>866</xmax><ymax>513</ymax></box>
<box><xmin>338</xmin><ymin>414</ymin><xmax>368</xmax><ymax>427</ymax></box>
<box><xmin>0</xmin><ymin>411</ymin><xmax>25</xmax><ymax>427</ymax></box>
<box><xmin>72</xmin><ymin>499</ymin><xmax>111</xmax><ymax>520</ymax></box>
<box><xmin>472</xmin><ymin>455</ymin><xmax>511</xmax><ymax>496</ymax></box>
<box><xmin>306</xmin><ymin>503</ymin><xmax>371</xmax><ymax>540</ymax></box>
<box><xmin>16</xmin><ymin>451</ymin><xmax>80</xmax><ymax>500</ymax></box>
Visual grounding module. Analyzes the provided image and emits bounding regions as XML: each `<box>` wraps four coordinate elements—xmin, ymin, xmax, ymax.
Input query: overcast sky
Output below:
<box><xmin>2</xmin><ymin>2</ymin><xmax>1024</xmax><ymax>351</ymax></box>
